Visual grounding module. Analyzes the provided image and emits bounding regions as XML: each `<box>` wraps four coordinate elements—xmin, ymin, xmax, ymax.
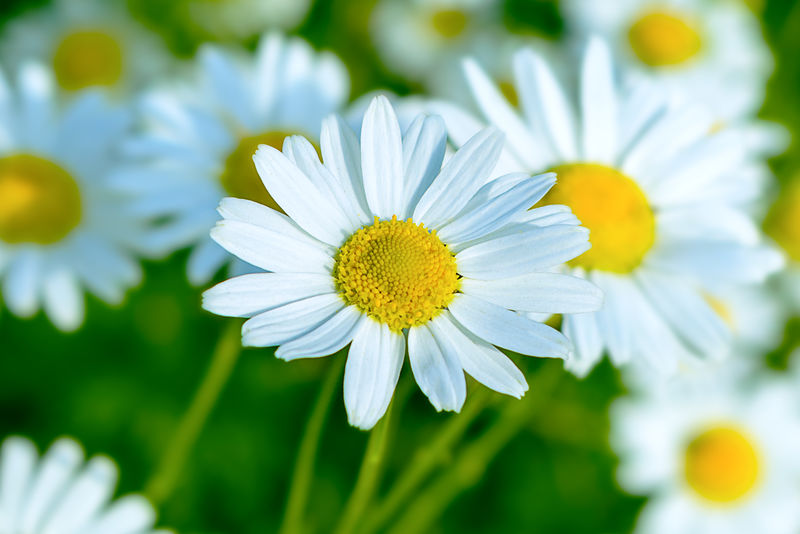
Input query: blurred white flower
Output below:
<box><xmin>612</xmin><ymin>363</ymin><xmax>800</xmax><ymax>534</ymax></box>
<box><xmin>0</xmin><ymin>64</ymin><xmax>163</xmax><ymax>331</ymax></box>
<box><xmin>203</xmin><ymin>96</ymin><xmax>603</xmax><ymax>430</ymax></box>
<box><xmin>118</xmin><ymin>33</ymin><xmax>349</xmax><ymax>285</ymax></box>
<box><xmin>562</xmin><ymin>0</ymin><xmax>772</xmax><ymax>124</ymax></box>
<box><xmin>184</xmin><ymin>0</ymin><xmax>312</xmax><ymax>40</ymax></box>
<box><xmin>0</xmin><ymin>0</ymin><xmax>169</xmax><ymax>95</ymax></box>
<box><xmin>0</xmin><ymin>436</ymin><xmax>171</xmax><ymax>534</ymax></box>
<box><xmin>431</xmin><ymin>38</ymin><xmax>783</xmax><ymax>376</ymax></box>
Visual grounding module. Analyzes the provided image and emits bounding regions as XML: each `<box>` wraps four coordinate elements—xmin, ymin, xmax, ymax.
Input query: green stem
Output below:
<box><xmin>385</xmin><ymin>363</ymin><xmax>562</xmax><ymax>534</ymax></box>
<box><xmin>145</xmin><ymin>320</ymin><xmax>242</xmax><ymax>505</ymax></box>
<box><xmin>279</xmin><ymin>356</ymin><xmax>346</xmax><ymax>534</ymax></box>
<box><xmin>360</xmin><ymin>386</ymin><xmax>491</xmax><ymax>534</ymax></box>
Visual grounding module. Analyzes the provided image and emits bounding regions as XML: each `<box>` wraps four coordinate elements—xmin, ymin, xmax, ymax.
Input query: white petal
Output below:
<box><xmin>40</xmin><ymin>456</ymin><xmax>117</xmax><ymax>534</ymax></box>
<box><xmin>252</xmin><ymin>33</ymin><xmax>283</xmax><ymax>118</ymax></box>
<box><xmin>42</xmin><ymin>269</ymin><xmax>84</xmax><ymax>332</ymax></box>
<box><xmin>210</xmin><ymin>218</ymin><xmax>333</xmax><ymax>274</ymax></box>
<box><xmin>455</xmin><ymin>224</ymin><xmax>590</xmax><ymax>279</ymax></box>
<box><xmin>187</xmin><ymin>238</ymin><xmax>230</xmax><ymax>286</ymax></box>
<box><xmin>408</xmin><ymin>325</ymin><xmax>466</xmax><ymax>412</ymax></box>
<box><xmin>461</xmin><ymin>272</ymin><xmax>603</xmax><ymax>313</ymax></box>
<box><xmin>360</xmin><ymin>96</ymin><xmax>404</xmax><ymax>218</ymax></box>
<box><xmin>253</xmin><ymin>145</ymin><xmax>352</xmax><ymax>246</ymax></box>
<box><xmin>518</xmin><ymin>204</ymin><xmax>580</xmax><ymax>226</ymax></box>
<box><xmin>657</xmin><ymin>205</ymin><xmax>760</xmax><ymax>245</ymax></box>
<box><xmin>81</xmin><ymin>495</ymin><xmax>156</xmax><ymax>534</ymax></box>
<box><xmin>413</xmin><ymin>127</ymin><xmax>504</xmax><ymax>228</ymax></box>
<box><xmin>590</xmin><ymin>272</ymin><xmax>634</xmax><ymax>366</ymax></box>
<box><xmin>401</xmin><ymin>114</ymin><xmax>447</xmax><ymax>217</ymax></box>
<box><xmin>437</xmin><ymin>172</ymin><xmax>556</xmax><ymax>244</ymax></box>
<box><xmin>0</xmin><ymin>437</ymin><xmax>38</xmax><ymax>533</ymax></box>
<box><xmin>320</xmin><ymin>115</ymin><xmax>370</xmax><ymax>218</ymax></box>
<box><xmin>429</xmin><ymin>312</ymin><xmax>527</xmax><ymax>398</ymax></box>
<box><xmin>562</xmin><ymin>312</ymin><xmax>604</xmax><ymax>378</ymax></box>
<box><xmin>3</xmin><ymin>251</ymin><xmax>42</xmax><ymax>317</ymax></box>
<box><xmin>344</xmin><ymin>320</ymin><xmax>405</xmax><ymax>429</ymax></box>
<box><xmin>580</xmin><ymin>38</ymin><xmax>617</xmax><ymax>164</ymax></box>
<box><xmin>203</xmin><ymin>272</ymin><xmax>335</xmax><ymax>317</ymax></box>
<box><xmin>242</xmin><ymin>293</ymin><xmax>344</xmax><ymax>347</ymax></box>
<box><xmin>275</xmin><ymin>305</ymin><xmax>364</xmax><ymax>361</ymax></box>
<box><xmin>199</xmin><ymin>45</ymin><xmax>252</xmax><ymax>129</ymax></box>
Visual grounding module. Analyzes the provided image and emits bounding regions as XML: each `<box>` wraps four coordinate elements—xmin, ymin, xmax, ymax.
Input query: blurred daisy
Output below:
<box><xmin>764</xmin><ymin>176</ymin><xmax>800</xmax><ymax>313</ymax></box>
<box><xmin>184</xmin><ymin>0</ymin><xmax>312</xmax><ymax>40</ymax></box>
<box><xmin>118</xmin><ymin>34</ymin><xmax>349</xmax><ymax>285</ymax></box>
<box><xmin>203</xmin><ymin>96</ymin><xmax>603</xmax><ymax>429</ymax></box>
<box><xmin>0</xmin><ymin>436</ymin><xmax>171</xmax><ymax>534</ymax></box>
<box><xmin>0</xmin><ymin>0</ymin><xmax>168</xmax><ymax>95</ymax></box>
<box><xmin>561</xmin><ymin>0</ymin><xmax>772</xmax><ymax>124</ymax></box>
<box><xmin>612</xmin><ymin>364</ymin><xmax>800</xmax><ymax>534</ymax></box>
<box><xmin>432</xmin><ymin>38</ymin><xmax>782</xmax><ymax>376</ymax></box>
<box><xmin>0</xmin><ymin>64</ymin><xmax>161</xmax><ymax>331</ymax></box>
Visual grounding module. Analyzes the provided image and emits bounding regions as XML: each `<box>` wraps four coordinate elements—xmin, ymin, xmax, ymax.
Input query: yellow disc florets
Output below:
<box><xmin>684</xmin><ymin>426</ymin><xmax>761</xmax><ymax>504</ymax></box>
<box><xmin>53</xmin><ymin>29</ymin><xmax>124</xmax><ymax>91</ymax></box>
<box><xmin>0</xmin><ymin>154</ymin><xmax>82</xmax><ymax>245</ymax></box>
<box><xmin>537</xmin><ymin>163</ymin><xmax>655</xmax><ymax>273</ymax></box>
<box><xmin>764</xmin><ymin>179</ymin><xmax>800</xmax><ymax>262</ymax></box>
<box><xmin>333</xmin><ymin>216</ymin><xmax>460</xmax><ymax>331</ymax></box>
<box><xmin>429</xmin><ymin>8</ymin><xmax>468</xmax><ymax>39</ymax></box>
<box><xmin>628</xmin><ymin>10</ymin><xmax>703</xmax><ymax>67</ymax></box>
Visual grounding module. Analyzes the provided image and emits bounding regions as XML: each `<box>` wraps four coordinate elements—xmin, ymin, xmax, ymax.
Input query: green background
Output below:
<box><xmin>1</xmin><ymin>0</ymin><xmax>798</xmax><ymax>532</ymax></box>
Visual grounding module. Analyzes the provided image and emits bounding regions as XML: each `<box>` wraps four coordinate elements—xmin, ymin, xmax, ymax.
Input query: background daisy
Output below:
<box><xmin>182</xmin><ymin>0</ymin><xmax>312</xmax><ymax>41</ymax></box>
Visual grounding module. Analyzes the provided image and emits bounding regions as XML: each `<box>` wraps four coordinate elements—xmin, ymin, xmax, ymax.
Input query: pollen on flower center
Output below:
<box><xmin>628</xmin><ymin>10</ymin><xmax>702</xmax><ymax>67</ymax></box>
<box><xmin>537</xmin><ymin>163</ymin><xmax>655</xmax><ymax>273</ymax></box>
<box><xmin>333</xmin><ymin>216</ymin><xmax>460</xmax><ymax>331</ymax></box>
<box><xmin>684</xmin><ymin>426</ymin><xmax>760</xmax><ymax>504</ymax></box>
<box><xmin>0</xmin><ymin>154</ymin><xmax>82</xmax><ymax>244</ymax></box>
<box><xmin>220</xmin><ymin>131</ymin><xmax>304</xmax><ymax>213</ymax></box>
<box><xmin>53</xmin><ymin>29</ymin><xmax>124</xmax><ymax>91</ymax></box>
<box><xmin>429</xmin><ymin>8</ymin><xmax>468</xmax><ymax>39</ymax></box>
<box><xmin>764</xmin><ymin>179</ymin><xmax>800</xmax><ymax>262</ymax></box>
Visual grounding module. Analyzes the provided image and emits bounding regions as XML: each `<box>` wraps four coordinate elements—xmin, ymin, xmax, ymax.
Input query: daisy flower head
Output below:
<box><xmin>431</xmin><ymin>37</ymin><xmax>783</xmax><ymax>377</ymax></box>
<box><xmin>611</xmin><ymin>364</ymin><xmax>800</xmax><ymax>534</ymax></box>
<box><xmin>0</xmin><ymin>64</ymin><xmax>163</xmax><ymax>331</ymax></box>
<box><xmin>561</xmin><ymin>0</ymin><xmax>773</xmax><ymax>124</ymax></box>
<box><xmin>0</xmin><ymin>436</ymin><xmax>171</xmax><ymax>534</ymax></box>
<box><xmin>202</xmin><ymin>95</ymin><xmax>603</xmax><ymax>430</ymax></box>
<box><xmin>118</xmin><ymin>33</ymin><xmax>349</xmax><ymax>285</ymax></box>
<box><xmin>0</xmin><ymin>0</ymin><xmax>169</xmax><ymax>95</ymax></box>
<box><xmin>183</xmin><ymin>0</ymin><xmax>312</xmax><ymax>41</ymax></box>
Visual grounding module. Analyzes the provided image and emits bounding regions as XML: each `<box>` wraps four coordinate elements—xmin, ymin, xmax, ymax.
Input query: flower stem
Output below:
<box><xmin>385</xmin><ymin>363</ymin><xmax>562</xmax><ymax>534</ymax></box>
<box><xmin>279</xmin><ymin>355</ymin><xmax>346</xmax><ymax>534</ymax></box>
<box><xmin>145</xmin><ymin>320</ymin><xmax>242</xmax><ymax>505</ymax></box>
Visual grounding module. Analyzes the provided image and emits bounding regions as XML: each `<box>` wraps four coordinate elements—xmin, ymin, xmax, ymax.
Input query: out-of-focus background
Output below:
<box><xmin>1</xmin><ymin>0</ymin><xmax>799</xmax><ymax>532</ymax></box>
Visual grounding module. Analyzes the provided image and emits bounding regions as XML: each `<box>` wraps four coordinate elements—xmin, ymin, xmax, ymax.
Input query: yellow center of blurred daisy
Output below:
<box><xmin>537</xmin><ymin>163</ymin><xmax>655</xmax><ymax>273</ymax></box>
<box><xmin>429</xmin><ymin>9</ymin><xmax>469</xmax><ymax>39</ymax></box>
<box><xmin>0</xmin><ymin>154</ymin><xmax>82</xmax><ymax>244</ymax></box>
<box><xmin>628</xmin><ymin>11</ymin><xmax>702</xmax><ymax>67</ymax></box>
<box><xmin>684</xmin><ymin>426</ymin><xmax>760</xmax><ymax>503</ymax></box>
<box><xmin>53</xmin><ymin>30</ymin><xmax>124</xmax><ymax>91</ymax></box>
<box><xmin>764</xmin><ymin>180</ymin><xmax>800</xmax><ymax>262</ymax></box>
<box><xmin>333</xmin><ymin>216</ymin><xmax>460</xmax><ymax>331</ymax></box>
<box><xmin>221</xmin><ymin>131</ymin><xmax>301</xmax><ymax>213</ymax></box>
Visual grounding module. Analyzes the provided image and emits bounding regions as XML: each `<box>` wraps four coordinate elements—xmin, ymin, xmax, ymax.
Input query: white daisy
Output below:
<box><xmin>0</xmin><ymin>435</ymin><xmax>171</xmax><ymax>534</ymax></box>
<box><xmin>184</xmin><ymin>0</ymin><xmax>312</xmax><ymax>40</ymax></box>
<box><xmin>764</xmin><ymin>176</ymin><xmax>800</xmax><ymax>314</ymax></box>
<box><xmin>202</xmin><ymin>95</ymin><xmax>603</xmax><ymax>430</ymax></box>
<box><xmin>611</xmin><ymin>363</ymin><xmax>800</xmax><ymax>534</ymax></box>
<box><xmin>0</xmin><ymin>64</ymin><xmax>162</xmax><ymax>331</ymax></box>
<box><xmin>431</xmin><ymin>38</ymin><xmax>783</xmax><ymax>376</ymax></box>
<box><xmin>0</xmin><ymin>0</ymin><xmax>169</xmax><ymax>95</ymax></box>
<box><xmin>561</xmin><ymin>0</ymin><xmax>772</xmax><ymax>124</ymax></box>
<box><xmin>116</xmin><ymin>33</ymin><xmax>349</xmax><ymax>285</ymax></box>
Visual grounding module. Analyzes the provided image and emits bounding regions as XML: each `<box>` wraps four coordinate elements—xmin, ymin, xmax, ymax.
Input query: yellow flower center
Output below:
<box><xmin>628</xmin><ymin>11</ymin><xmax>702</xmax><ymax>67</ymax></box>
<box><xmin>764</xmin><ymin>180</ymin><xmax>800</xmax><ymax>262</ymax></box>
<box><xmin>53</xmin><ymin>29</ymin><xmax>124</xmax><ymax>91</ymax></box>
<box><xmin>684</xmin><ymin>426</ymin><xmax>761</xmax><ymax>504</ymax></box>
<box><xmin>537</xmin><ymin>163</ymin><xmax>655</xmax><ymax>273</ymax></box>
<box><xmin>333</xmin><ymin>216</ymin><xmax>460</xmax><ymax>331</ymax></box>
<box><xmin>429</xmin><ymin>8</ymin><xmax>469</xmax><ymax>39</ymax></box>
<box><xmin>220</xmin><ymin>131</ymin><xmax>304</xmax><ymax>213</ymax></box>
<box><xmin>0</xmin><ymin>154</ymin><xmax>82</xmax><ymax>244</ymax></box>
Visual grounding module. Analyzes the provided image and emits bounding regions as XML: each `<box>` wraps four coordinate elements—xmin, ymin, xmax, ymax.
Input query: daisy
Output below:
<box><xmin>561</xmin><ymin>0</ymin><xmax>773</xmax><ymax>124</ymax></box>
<box><xmin>0</xmin><ymin>435</ymin><xmax>171</xmax><ymax>534</ymax></box>
<box><xmin>0</xmin><ymin>0</ymin><xmax>168</xmax><ymax>95</ymax></box>
<box><xmin>202</xmin><ymin>96</ymin><xmax>603</xmax><ymax>430</ymax></box>
<box><xmin>183</xmin><ymin>0</ymin><xmax>312</xmax><ymax>40</ymax></box>
<box><xmin>764</xmin><ymin>176</ymin><xmax>800</xmax><ymax>313</ymax></box>
<box><xmin>0</xmin><ymin>63</ymin><xmax>163</xmax><ymax>331</ymax></box>
<box><xmin>117</xmin><ymin>33</ymin><xmax>349</xmax><ymax>285</ymax></box>
<box><xmin>431</xmin><ymin>38</ymin><xmax>782</xmax><ymax>376</ymax></box>
<box><xmin>611</xmin><ymin>363</ymin><xmax>800</xmax><ymax>534</ymax></box>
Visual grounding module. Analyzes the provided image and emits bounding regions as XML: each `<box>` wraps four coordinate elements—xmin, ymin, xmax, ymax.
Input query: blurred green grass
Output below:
<box><xmin>0</xmin><ymin>0</ymin><xmax>797</xmax><ymax>532</ymax></box>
